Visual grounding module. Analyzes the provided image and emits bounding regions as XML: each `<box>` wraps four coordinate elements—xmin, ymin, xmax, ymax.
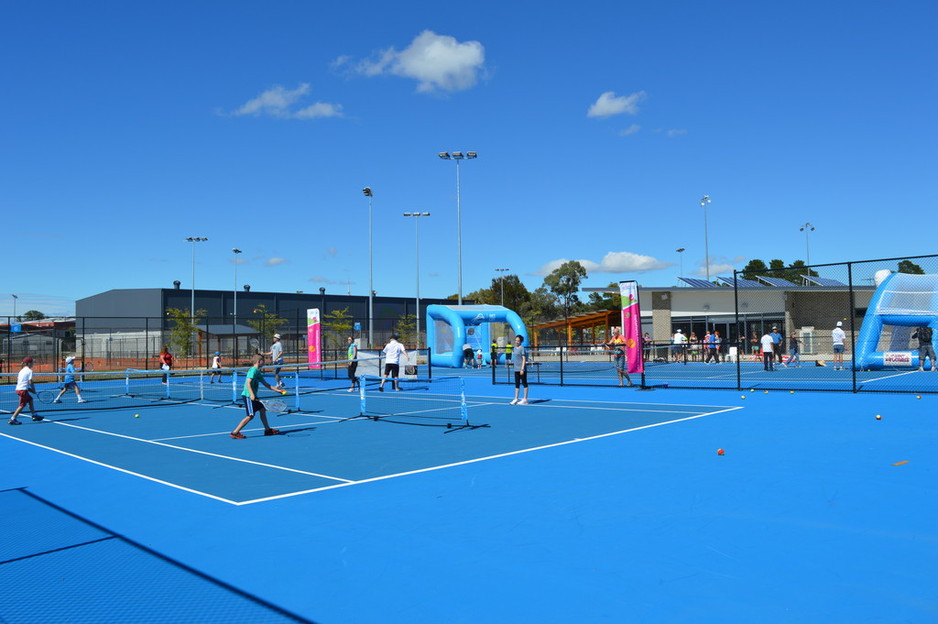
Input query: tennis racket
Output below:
<box><xmin>82</xmin><ymin>362</ymin><xmax>94</xmax><ymax>372</ymax></box>
<box><xmin>34</xmin><ymin>390</ymin><xmax>55</xmax><ymax>404</ymax></box>
<box><xmin>249</xmin><ymin>338</ymin><xmax>261</xmax><ymax>354</ymax></box>
<box><xmin>262</xmin><ymin>398</ymin><xmax>288</xmax><ymax>413</ymax></box>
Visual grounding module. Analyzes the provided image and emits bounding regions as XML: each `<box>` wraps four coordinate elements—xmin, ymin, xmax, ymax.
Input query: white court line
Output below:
<box><xmin>0</xmin><ymin>431</ymin><xmax>239</xmax><ymax>505</ymax></box>
<box><xmin>467</xmin><ymin>401</ymin><xmax>715</xmax><ymax>415</ymax></box>
<box><xmin>46</xmin><ymin>420</ymin><xmax>353</xmax><ymax>483</ymax></box>
<box><xmin>236</xmin><ymin>405</ymin><xmax>743</xmax><ymax>505</ymax></box>
<box><xmin>860</xmin><ymin>370</ymin><xmax>919</xmax><ymax>383</ymax></box>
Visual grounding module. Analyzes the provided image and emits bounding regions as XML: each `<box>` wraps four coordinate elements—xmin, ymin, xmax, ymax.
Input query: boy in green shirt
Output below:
<box><xmin>230</xmin><ymin>354</ymin><xmax>281</xmax><ymax>439</ymax></box>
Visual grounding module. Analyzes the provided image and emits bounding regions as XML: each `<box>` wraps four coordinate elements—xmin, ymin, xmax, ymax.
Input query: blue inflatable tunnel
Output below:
<box><xmin>854</xmin><ymin>272</ymin><xmax>938</xmax><ymax>370</ymax></box>
<box><xmin>427</xmin><ymin>305</ymin><xmax>528</xmax><ymax>368</ymax></box>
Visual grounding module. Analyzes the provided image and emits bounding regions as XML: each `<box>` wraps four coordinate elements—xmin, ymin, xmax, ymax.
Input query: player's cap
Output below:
<box><xmin>836</xmin><ymin>321</ymin><xmax>843</xmax><ymax>326</ymax></box>
<box><xmin>214</xmin><ymin>351</ymin><xmax>220</xmax><ymax>355</ymax></box>
<box><xmin>65</xmin><ymin>356</ymin><xmax>75</xmax><ymax>363</ymax></box>
<box><xmin>22</xmin><ymin>357</ymin><xmax>33</xmax><ymax>365</ymax></box>
<box><xmin>274</xmin><ymin>333</ymin><xmax>281</xmax><ymax>339</ymax></box>
<box><xmin>676</xmin><ymin>329</ymin><xmax>682</xmax><ymax>333</ymax></box>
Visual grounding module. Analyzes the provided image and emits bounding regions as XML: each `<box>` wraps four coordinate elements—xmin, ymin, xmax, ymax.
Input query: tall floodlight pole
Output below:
<box><xmin>495</xmin><ymin>268</ymin><xmax>510</xmax><ymax>306</ymax></box>
<box><xmin>185</xmin><ymin>237</ymin><xmax>208</xmax><ymax>324</ymax></box>
<box><xmin>11</xmin><ymin>294</ymin><xmax>17</xmax><ymax>321</ymax></box>
<box><xmin>232</xmin><ymin>248</ymin><xmax>242</xmax><ymax>357</ymax></box>
<box><xmin>404</xmin><ymin>212</ymin><xmax>431</xmax><ymax>347</ymax></box>
<box><xmin>676</xmin><ymin>248</ymin><xmax>685</xmax><ymax>280</ymax></box>
<box><xmin>700</xmin><ymin>196</ymin><xmax>711</xmax><ymax>280</ymax></box>
<box><xmin>363</xmin><ymin>187</ymin><xmax>374</xmax><ymax>348</ymax></box>
<box><xmin>799</xmin><ymin>223</ymin><xmax>815</xmax><ymax>266</ymax></box>
<box><xmin>438</xmin><ymin>151</ymin><xmax>477</xmax><ymax>305</ymax></box>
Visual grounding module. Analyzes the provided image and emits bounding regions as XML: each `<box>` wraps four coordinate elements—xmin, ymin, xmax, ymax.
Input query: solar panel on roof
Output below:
<box><xmin>715</xmin><ymin>276</ymin><xmax>763</xmax><ymax>288</ymax></box>
<box><xmin>756</xmin><ymin>276</ymin><xmax>797</xmax><ymax>287</ymax></box>
<box><xmin>803</xmin><ymin>276</ymin><xmax>846</xmax><ymax>286</ymax></box>
<box><xmin>679</xmin><ymin>277</ymin><xmax>718</xmax><ymax>288</ymax></box>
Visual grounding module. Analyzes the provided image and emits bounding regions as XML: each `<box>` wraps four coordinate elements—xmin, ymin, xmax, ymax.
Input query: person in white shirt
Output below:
<box><xmin>209</xmin><ymin>351</ymin><xmax>222</xmax><ymax>384</ymax></box>
<box><xmin>379</xmin><ymin>335</ymin><xmax>408</xmax><ymax>391</ymax></box>
<box><xmin>672</xmin><ymin>329</ymin><xmax>687</xmax><ymax>363</ymax></box>
<box><xmin>9</xmin><ymin>357</ymin><xmax>42</xmax><ymax>425</ymax></box>
<box><xmin>265</xmin><ymin>334</ymin><xmax>285</xmax><ymax>389</ymax></box>
<box><xmin>760</xmin><ymin>332</ymin><xmax>776</xmax><ymax>371</ymax></box>
<box><xmin>831</xmin><ymin>321</ymin><xmax>847</xmax><ymax>370</ymax></box>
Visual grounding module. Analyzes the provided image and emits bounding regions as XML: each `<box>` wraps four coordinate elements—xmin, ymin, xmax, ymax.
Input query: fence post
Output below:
<box><xmin>848</xmin><ymin>262</ymin><xmax>858</xmax><ymax>392</ymax></box>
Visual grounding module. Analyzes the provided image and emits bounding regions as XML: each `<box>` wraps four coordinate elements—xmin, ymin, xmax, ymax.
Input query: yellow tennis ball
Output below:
<box><xmin>134</xmin><ymin>414</ymin><xmax>140</xmax><ymax>418</ymax></box>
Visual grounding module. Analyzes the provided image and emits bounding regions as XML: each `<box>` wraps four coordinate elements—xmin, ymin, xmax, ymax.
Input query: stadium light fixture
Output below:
<box><xmin>699</xmin><ymin>196</ymin><xmax>711</xmax><ymax>280</ymax></box>
<box><xmin>676</xmin><ymin>248</ymin><xmax>686</xmax><ymax>280</ymax></box>
<box><xmin>185</xmin><ymin>237</ymin><xmax>208</xmax><ymax>329</ymax></box>
<box><xmin>495</xmin><ymin>268</ymin><xmax>510</xmax><ymax>306</ymax></box>
<box><xmin>363</xmin><ymin>187</ymin><xmax>374</xmax><ymax>347</ymax></box>
<box><xmin>438</xmin><ymin>151</ymin><xmax>478</xmax><ymax>304</ymax></box>
<box><xmin>403</xmin><ymin>212</ymin><xmax>431</xmax><ymax>347</ymax></box>
<box><xmin>799</xmin><ymin>223</ymin><xmax>815</xmax><ymax>266</ymax></box>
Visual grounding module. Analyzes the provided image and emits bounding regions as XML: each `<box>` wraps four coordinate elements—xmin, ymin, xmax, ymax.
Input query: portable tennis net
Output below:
<box><xmin>358</xmin><ymin>375</ymin><xmax>469</xmax><ymax>428</ymax></box>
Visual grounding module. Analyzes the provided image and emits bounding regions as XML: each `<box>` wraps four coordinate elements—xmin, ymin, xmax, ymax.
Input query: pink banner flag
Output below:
<box><xmin>307</xmin><ymin>308</ymin><xmax>321</xmax><ymax>370</ymax></box>
<box><xmin>618</xmin><ymin>281</ymin><xmax>643</xmax><ymax>374</ymax></box>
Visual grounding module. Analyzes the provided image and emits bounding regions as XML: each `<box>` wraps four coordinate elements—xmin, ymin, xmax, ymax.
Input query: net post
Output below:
<box><xmin>292</xmin><ymin>369</ymin><xmax>299</xmax><ymax>411</ymax></box>
<box><xmin>231</xmin><ymin>369</ymin><xmax>238</xmax><ymax>405</ymax></box>
<box><xmin>125</xmin><ymin>369</ymin><xmax>131</xmax><ymax>396</ymax></box>
<box><xmin>459</xmin><ymin>377</ymin><xmax>469</xmax><ymax>425</ymax></box>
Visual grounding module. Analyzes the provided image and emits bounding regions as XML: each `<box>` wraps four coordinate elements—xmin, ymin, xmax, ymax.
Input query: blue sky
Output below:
<box><xmin>2</xmin><ymin>1</ymin><xmax>935</xmax><ymax>316</ymax></box>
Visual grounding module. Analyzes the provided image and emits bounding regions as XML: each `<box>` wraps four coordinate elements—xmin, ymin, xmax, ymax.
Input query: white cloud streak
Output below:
<box><xmin>230</xmin><ymin>83</ymin><xmax>343</xmax><ymax>119</ymax></box>
<box><xmin>536</xmin><ymin>252</ymin><xmax>671</xmax><ymax>276</ymax></box>
<box><xmin>347</xmin><ymin>30</ymin><xmax>485</xmax><ymax>93</ymax></box>
<box><xmin>587</xmin><ymin>91</ymin><xmax>646</xmax><ymax>118</ymax></box>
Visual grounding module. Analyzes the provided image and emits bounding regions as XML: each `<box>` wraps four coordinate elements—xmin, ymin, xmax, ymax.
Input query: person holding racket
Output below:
<box><xmin>9</xmin><ymin>357</ymin><xmax>42</xmax><ymax>425</ymax></box>
<box><xmin>230</xmin><ymin>354</ymin><xmax>281</xmax><ymax>439</ymax></box>
<box><xmin>378</xmin><ymin>335</ymin><xmax>407</xmax><ymax>392</ymax></box>
<box><xmin>53</xmin><ymin>356</ymin><xmax>86</xmax><ymax>404</ymax></box>
<box><xmin>158</xmin><ymin>346</ymin><xmax>173</xmax><ymax>384</ymax></box>
<box><xmin>209</xmin><ymin>351</ymin><xmax>222</xmax><ymax>383</ymax></box>
<box><xmin>346</xmin><ymin>336</ymin><xmax>359</xmax><ymax>392</ymax></box>
<box><xmin>264</xmin><ymin>333</ymin><xmax>285</xmax><ymax>390</ymax></box>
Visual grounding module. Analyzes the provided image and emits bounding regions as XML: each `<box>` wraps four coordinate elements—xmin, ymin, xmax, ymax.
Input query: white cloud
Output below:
<box><xmin>667</xmin><ymin>128</ymin><xmax>687</xmax><ymax>137</ymax></box>
<box><xmin>587</xmin><ymin>91</ymin><xmax>646</xmax><ymax>118</ymax></box>
<box><xmin>230</xmin><ymin>83</ymin><xmax>343</xmax><ymax>119</ymax></box>
<box><xmin>619</xmin><ymin>124</ymin><xmax>641</xmax><ymax>136</ymax></box>
<box><xmin>266</xmin><ymin>257</ymin><xmax>287</xmax><ymax>267</ymax></box>
<box><xmin>694</xmin><ymin>256</ymin><xmax>746</xmax><ymax>277</ymax></box>
<box><xmin>308</xmin><ymin>276</ymin><xmax>346</xmax><ymax>285</ymax></box>
<box><xmin>350</xmin><ymin>30</ymin><xmax>485</xmax><ymax>93</ymax></box>
<box><xmin>535</xmin><ymin>252</ymin><xmax>671</xmax><ymax>276</ymax></box>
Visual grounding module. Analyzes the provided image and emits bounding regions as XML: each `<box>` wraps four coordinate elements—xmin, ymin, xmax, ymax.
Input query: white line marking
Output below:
<box><xmin>48</xmin><ymin>421</ymin><xmax>352</xmax><ymax>483</ymax></box>
<box><xmin>236</xmin><ymin>405</ymin><xmax>743</xmax><ymax>505</ymax></box>
<box><xmin>0</xmin><ymin>432</ymin><xmax>239</xmax><ymax>505</ymax></box>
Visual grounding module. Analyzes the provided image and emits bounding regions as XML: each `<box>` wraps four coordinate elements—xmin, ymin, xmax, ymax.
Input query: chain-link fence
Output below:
<box><xmin>1</xmin><ymin>312</ymin><xmax>427</xmax><ymax>375</ymax></box>
<box><xmin>493</xmin><ymin>254</ymin><xmax>938</xmax><ymax>395</ymax></box>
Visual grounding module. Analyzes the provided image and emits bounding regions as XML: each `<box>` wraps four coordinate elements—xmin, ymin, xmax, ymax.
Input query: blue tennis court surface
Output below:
<box><xmin>2</xmin><ymin>375</ymin><xmax>937</xmax><ymax>622</ymax></box>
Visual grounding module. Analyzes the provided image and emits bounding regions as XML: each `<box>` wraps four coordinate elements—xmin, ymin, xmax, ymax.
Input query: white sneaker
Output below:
<box><xmin>509</xmin><ymin>399</ymin><xmax>518</xmax><ymax>405</ymax></box>
<box><xmin>77</xmin><ymin>399</ymin><xmax>87</xmax><ymax>403</ymax></box>
<box><xmin>53</xmin><ymin>398</ymin><xmax>61</xmax><ymax>403</ymax></box>
<box><xmin>519</xmin><ymin>399</ymin><xmax>528</xmax><ymax>405</ymax></box>
<box><xmin>347</xmin><ymin>388</ymin><xmax>354</xmax><ymax>392</ymax></box>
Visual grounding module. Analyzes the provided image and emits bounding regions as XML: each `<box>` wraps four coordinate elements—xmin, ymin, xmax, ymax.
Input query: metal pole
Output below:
<box><xmin>700</xmin><ymin>195</ymin><xmax>710</xmax><ymax>281</ymax></box>
<box><xmin>455</xmin><ymin>159</ymin><xmax>462</xmax><ymax>305</ymax></box>
<box><xmin>233</xmin><ymin>248</ymin><xmax>241</xmax><ymax>360</ymax></box>
<box><xmin>495</xmin><ymin>268</ymin><xmax>509</xmax><ymax>306</ymax></box>
<box><xmin>363</xmin><ymin>187</ymin><xmax>374</xmax><ymax>348</ymax></box>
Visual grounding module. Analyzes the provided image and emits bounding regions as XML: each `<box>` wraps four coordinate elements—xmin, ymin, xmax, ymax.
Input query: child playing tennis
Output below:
<box><xmin>209</xmin><ymin>351</ymin><xmax>222</xmax><ymax>383</ymax></box>
<box><xmin>9</xmin><ymin>357</ymin><xmax>42</xmax><ymax>425</ymax></box>
<box><xmin>230</xmin><ymin>354</ymin><xmax>280</xmax><ymax>439</ymax></box>
<box><xmin>53</xmin><ymin>356</ymin><xmax>86</xmax><ymax>404</ymax></box>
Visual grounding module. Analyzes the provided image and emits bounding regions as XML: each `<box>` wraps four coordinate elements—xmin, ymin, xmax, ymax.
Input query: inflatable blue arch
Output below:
<box><xmin>426</xmin><ymin>305</ymin><xmax>528</xmax><ymax>368</ymax></box>
<box><xmin>854</xmin><ymin>272</ymin><xmax>938</xmax><ymax>370</ymax></box>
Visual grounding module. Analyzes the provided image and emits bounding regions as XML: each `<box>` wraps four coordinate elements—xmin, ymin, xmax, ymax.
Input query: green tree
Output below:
<box><xmin>322</xmin><ymin>307</ymin><xmax>354</xmax><ymax>352</ymax></box>
<box><xmin>543</xmin><ymin>261</ymin><xmax>588</xmax><ymax>328</ymax></box>
<box><xmin>393</xmin><ymin>314</ymin><xmax>417</xmax><ymax>347</ymax></box>
<box><xmin>22</xmin><ymin>310</ymin><xmax>46</xmax><ymax>321</ymax></box>
<box><xmin>164</xmin><ymin>307</ymin><xmax>206</xmax><ymax>358</ymax></box>
<box><xmin>520</xmin><ymin>286</ymin><xmax>560</xmax><ymax>328</ymax></box>
<box><xmin>741</xmin><ymin>259</ymin><xmax>768</xmax><ymax>280</ymax></box>
<box><xmin>898</xmin><ymin>260</ymin><xmax>925</xmax><ymax>274</ymax></box>
<box><xmin>587</xmin><ymin>282</ymin><xmax>621</xmax><ymax>311</ymax></box>
<box><xmin>246</xmin><ymin>304</ymin><xmax>288</xmax><ymax>340</ymax></box>
<box><xmin>467</xmin><ymin>274</ymin><xmax>532</xmax><ymax>312</ymax></box>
